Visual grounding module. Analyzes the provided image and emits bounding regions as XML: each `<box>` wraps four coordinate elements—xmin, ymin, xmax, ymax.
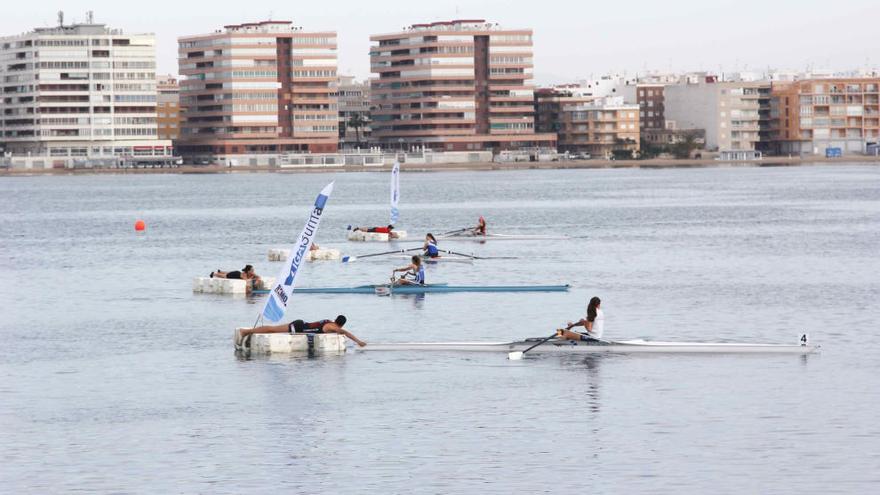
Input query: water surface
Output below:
<box><xmin>1</xmin><ymin>165</ymin><xmax>878</xmax><ymax>493</ymax></box>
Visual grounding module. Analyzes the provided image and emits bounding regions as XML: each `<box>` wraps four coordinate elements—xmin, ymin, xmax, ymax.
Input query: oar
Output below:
<box><xmin>437</xmin><ymin>249</ymin><xmax>518</xmax><ymax>260</ymax></box>
<box><xmin>342</xmin><ymin>247</ymin><xmax>420</xmax><ymax>263</ymax></box>
<box><xmin>439</xmin><ymin>227</ymin><xmax>470</xmax><ymax>236</ymax></box>
<box><xmin>508</xmin><ymin>330</ymin><xmax>562</xmax><ymax>360</ymax></box>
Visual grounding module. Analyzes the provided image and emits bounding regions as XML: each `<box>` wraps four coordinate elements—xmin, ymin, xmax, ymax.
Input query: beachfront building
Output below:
<box><xmin>770</xmin><ymin>78</ymin><xmax>880</xmax><ymax>155</ymax></box>
<box><xmin>634</xmin><ymin>84</ymin><xmax>666</xmax><ymax>131</ymax></box>
<box><xmin>336</xmin><ymin>75</ymin><xmax>371</xmax><ymax>149</ymax></box>
<box><xmin>0</xmin><ymin>18</ymin><xmax>172</xmax><ymax>164</ymax></box>
<box><xmin>535</xmin><ymin>87</ymin><xmax>638</xmax><ymax>157</ymax></box>
<box><xmin>156</xmin><ymin>75</ymin><xmax>182</xmax><ymax>141</ymax></box>
<box><xmin>664</xmin><ymin>77</ymin><xmax>769</xmax><ymax>156</ymax></box>
<box><xmin>177</xmin><ymin>20</ymin><xmax>338</xmax><ymax>160</ymax></box>
<box><xmin>369</xmin><ymin>19</ymin><xmax>556</xmax><ymax>152</ymax></box>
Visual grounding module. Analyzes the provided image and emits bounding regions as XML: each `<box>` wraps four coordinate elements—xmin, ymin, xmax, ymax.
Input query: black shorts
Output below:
<box><xmin>226</xmin><ymin>271</ymin><xmax>242</xmax><ymax>280</ymax></box>
<box><xmin>288</xmin><ymin>320</ymin><xmax>324</xmax><ymax>334</ymax></box>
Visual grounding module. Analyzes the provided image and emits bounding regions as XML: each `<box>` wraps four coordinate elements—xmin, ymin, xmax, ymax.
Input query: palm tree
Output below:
<box><xmin>346</xmin><ymin>113</ymin><xmax>368</xmax><ymax>148</ymax></box>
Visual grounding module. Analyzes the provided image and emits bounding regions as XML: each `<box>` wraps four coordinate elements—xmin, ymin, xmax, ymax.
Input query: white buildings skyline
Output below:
<box><xmin>0</xmin><ymin>20</ymin><xmax>171</xmax><ymax>159</ymax></box>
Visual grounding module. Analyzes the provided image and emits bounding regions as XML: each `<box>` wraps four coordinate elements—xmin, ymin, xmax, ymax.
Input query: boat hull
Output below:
<box><xmin>437</xmin><ymin>233</ymin><xmax>569</xmax><ymax>241</ymax></box>
<box><xmin>280</xmin><ymin>284</ymin><xmax>570</xmax><ymax>294</ymax></box>
<box><xmin>359</xmin><ymin>339</ymin><xmax>819</xmax><ymax>354</ymax></box>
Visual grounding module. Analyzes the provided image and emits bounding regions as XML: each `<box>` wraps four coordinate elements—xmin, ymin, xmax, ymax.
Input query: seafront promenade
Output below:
<box><xmin>2</xmin><ymin>156</ymin><xmax>878</xmax><ymax>176</ymax></box>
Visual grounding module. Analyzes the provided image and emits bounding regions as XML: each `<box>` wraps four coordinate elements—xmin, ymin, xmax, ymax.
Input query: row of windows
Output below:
<box><xmin>112</xmin><ymin>61</ymin><xmax>155</xmax><ymax>69</ymax></box>
<box><xmin>115</xmin><ymin>127</ymin><xmax>157</xmax><ymax>136</ymax></box>
<box><xmin>292</xmin><ymin>70</ymin><xmax>336</xmax><ymax>78</ymax></box>
<box><xmin>36</xmin><ymin>39</ymin><xmax>116</xmax><ymax>47</ymax></box>
<box><xmin>114</xmin><ymin>117</ymin><xmax>156</xmax><ymax>125</ymax></box>
<box><xmin>180</xmin><ymin>37</ymin><xmax>335</xmax><ymax>49</ymax></box>
<box><xmin>232</xmin><ymin>104</ymin><xmax>278</xmax><ymax>112</ymax></box>
<box><xmin>292</xmin><ymin>114</ymin><xmax>336</xmax><ymax>121</ymax></box>
<box><xmin>189</xmin><ymin>70</ymin><xmax>278</xmax><ymax>80</ymax></box>
<box><xmin>38</xmin><ymin>61</ymin><xmax>88</xmax><ymax>69</ymax></box>
<box><xmin>114</xmin><ymin>95</ymin><xmax>156</xmax><ymax>102</ymax></box>
<box><xmin>489</xmin><ymin>122</ymin><xmax>533</xmax><ymax>130</ymax></box>
<box><xmin>489</xmin><ymin>56</ymin><xmax>531</xmax><ymax>65</ymax></box>
<box><xmin>293</xmin><ymin>125</ymin><xmax>337</xmax><ymax>132</ymax></box>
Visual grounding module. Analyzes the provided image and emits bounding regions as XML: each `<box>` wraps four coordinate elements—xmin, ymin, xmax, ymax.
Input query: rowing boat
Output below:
<box><xmin>436</xmin><ymin>232</ymin><xmax>569</xmax><ymax>241</ymax></box>
<box><xmin>358</xmin><ymin>336</ymin><xmax>819</xmax><ymax>354</ymax></box>
<box><xmin>252</xmin><ymin>283</ymin><xmax>569</xmax><ymax>295</ymax></box>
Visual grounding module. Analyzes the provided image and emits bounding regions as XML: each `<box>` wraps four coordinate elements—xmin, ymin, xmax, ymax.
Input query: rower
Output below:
<box><xmin>391</xmin><ymin>255</ymin><xmax>425</xmax><ymax>286</ymax></box>
<box><xmin>350</xmin><ymin>224</ymin><xmax>401</xmax><ymax>239</ymax></box>
<box><xmin>474</xmin><ymin>216</ymin><xmax>487</xmax><ymax>235</ymax></box>
<box><xmin>557</xmin><ymin>296</ymin><xmax>604</xmax><ymax>342</ymax></box>
<box><xmin>236</xmin><ymin>315</ymin><xmax>367</xmax><ymax>348</ymax></box>
<box><xmin>423</xmin><ymin>233</ymin><xmax>440</xmax><ymax>259</ymax></box>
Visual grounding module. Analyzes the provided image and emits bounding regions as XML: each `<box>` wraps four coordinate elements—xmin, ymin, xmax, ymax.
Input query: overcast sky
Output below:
<box><xmin>3</xmin><ymin>0</ymin><xmax>876</xmax><ymax>84</ymax></box>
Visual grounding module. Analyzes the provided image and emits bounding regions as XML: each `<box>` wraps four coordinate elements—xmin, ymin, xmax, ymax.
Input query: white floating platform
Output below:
<box><xmin>268</xmin><ymin>248</ymin><xmax>341</xmax><ymax>262</ymax></box>
<box><xmin>237</xmin><ymin>331</ymin><xmax>347</xmax><ymax>355</ymax></box>
<box><xmin>192</xmin><ymin>276</ymin><xmax>276</xmax><ymax>294</ymax></box>
<box><xmin>347</xmin><ymin>230</ymin><xmax>408</xmax><ymax>242</ymax></box>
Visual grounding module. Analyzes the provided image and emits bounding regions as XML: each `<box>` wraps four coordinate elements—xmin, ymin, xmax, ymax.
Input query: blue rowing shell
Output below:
<box><xmin>251</xmin><ymin>284</ymin><xmax>570</xmax><ymax>295</ymax></box>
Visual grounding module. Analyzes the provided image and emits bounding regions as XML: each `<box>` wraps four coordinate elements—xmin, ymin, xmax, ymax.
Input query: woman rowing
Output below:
<box><xmin>556</xmin><ymin>296</ymin><xmax>604</xmax><ymax>342</ymax></box>
<box><xmin>473</xmin><ymin>216</ymin><xmax>487</xmax><ymax>236</ymax></box>
<box><xmin>391</xmin><ymin>255</ymin><xmax>425</xmax><ymax>286</ymax></box>
<box><xmin>423</xmin><ymin>233</ymin><xmax>440</xmax><ymax>259</ymax></box>
<box><xmin>235</xmin><ymin>315</ymin><xmax>366</xmax><ymax>348</ymax></box>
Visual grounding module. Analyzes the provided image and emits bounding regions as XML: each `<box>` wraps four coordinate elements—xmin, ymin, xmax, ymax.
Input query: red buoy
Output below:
<box><xmin>134</xmin><ymin>219</ymin><xmax>146</xmax><ymax>232</ymax></box>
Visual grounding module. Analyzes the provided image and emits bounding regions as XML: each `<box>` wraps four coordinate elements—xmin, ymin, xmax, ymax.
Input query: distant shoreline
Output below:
<box><xmin>2</xmin><ymin>156</ymin><xmax>878</xmax><ymax>176</ymax></box>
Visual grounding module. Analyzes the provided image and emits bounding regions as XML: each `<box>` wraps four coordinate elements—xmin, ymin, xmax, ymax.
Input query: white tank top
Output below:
<box><xmin>587</xmin><ymin>309</ymin><xmax>605</xmax><ymax>339</ymax></box>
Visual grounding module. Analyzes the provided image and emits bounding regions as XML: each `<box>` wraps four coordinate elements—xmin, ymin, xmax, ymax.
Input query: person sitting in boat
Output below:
<box><xmin>236</xmin><ymin>315</ymin><xmax>367</xmax><ymax>348</ymax></box>
<box><xmin>391</xmin><ymin>255</ymin><xmax>425</xmax><ymax>286</ymax></box>
<box><xmin>557</xmin><ymin>297</ymin><xmax>604</xmax><ymax>342</ymax></box>
<box><xmin>472</xmin><ymin>216</ymin><xmax>487</xmax><ymax>236</ymax></box>
<box><xmin>351</xmin><ymin>224</ymin><xmax>401</xmax><ymax>239</ymax></box>
<box><xmin>211</xmin><ymin>264</ymin><xmax>262</xmax><ymax>291</ymax></box>
<box><xmin>423</xmin><ymin>233</ymin><xmax>440</xmax><ymax>259</ymax></box>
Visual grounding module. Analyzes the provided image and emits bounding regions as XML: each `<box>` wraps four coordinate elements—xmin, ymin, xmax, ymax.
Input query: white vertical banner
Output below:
<box><xmin>390</xmin><ymin>161</ymin><xmax>400</xmax><ymax>225</ymax></box>
<box><xmin>261</xmin><ymin>182</ymin><xmax>334</xmax><ymax>322</ymax></box>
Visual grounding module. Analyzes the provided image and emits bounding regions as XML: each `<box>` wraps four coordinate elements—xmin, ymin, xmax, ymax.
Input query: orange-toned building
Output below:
<box><xmin>771</xmin><ymin>78</ymin><xmax>880</xmax><ymax>155</ymax></box>
<box><xmin>369</xmin><ymin>19</ymin><xmax>556</xmax><ymax>152</ymax></box>
<box><xmin>156</xmin><ymin>75</ymin><xmax>182</xmax><ymax>142</ymax></box>
<box><xmin>535</xmin><ymin>88</ymin><xmax>639</xmax><ymax>157</ymax></box>
<box><xmin>177</xmin><ymin>21</ymin><xmax>338</xmax><ymax>159</ymax></box>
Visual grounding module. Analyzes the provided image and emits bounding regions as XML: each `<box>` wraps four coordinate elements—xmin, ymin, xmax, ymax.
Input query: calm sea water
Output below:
<box><xmin>1</xmin><ymin>165</ymin><xmax>878</xmax><ymax>493</ymax></box>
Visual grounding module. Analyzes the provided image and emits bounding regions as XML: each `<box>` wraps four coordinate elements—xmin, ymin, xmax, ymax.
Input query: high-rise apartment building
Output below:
<box><xmin>770</xmin><ymin>78</ymin><xmax>880</xmax><ymax>155</ymax></box>
<box><xmin>156</xmin><ymin>75</ymin><xmax>181</xmax><ymax>141</ymax></box>
<box><xmin>664</xmin><ymin>78</ymin><xmax>768</xmax><ymax>152</ymax></box>
<box><xmin>0</xmin><ymin>19</ymin><xmax>170</xmax><ymax>159</ymax></box>
<box><xmin>336</xmin><ymin>75</ymin><xmax>371</xmax><ymax>148</ymax></box>
<box><xmin>369</xmin><ymin>19</ymin><xmax>555</xmax><ymax>152</ymax></box>
<box><xmin>178</xmin><ymin>20</ymin><xmax>338</xmax><ymax>158</ymax></box>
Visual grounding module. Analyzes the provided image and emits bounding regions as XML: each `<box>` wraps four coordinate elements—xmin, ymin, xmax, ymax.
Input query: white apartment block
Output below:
<box><xmin>0</xmin><ymin>20</ymin><xmax>171</xmax><ymax>159</ymax></box>
<box><xmin>664</xmin><ymin>80</ymin><xmax>768</xmax><ymax>151</ymax></box>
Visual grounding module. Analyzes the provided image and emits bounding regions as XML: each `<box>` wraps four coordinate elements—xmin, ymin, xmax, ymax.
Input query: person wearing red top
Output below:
<box><xmin>350</xmin><ymin>224</ymin><xmax>400</xmax><ymax>239</ymax></box>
